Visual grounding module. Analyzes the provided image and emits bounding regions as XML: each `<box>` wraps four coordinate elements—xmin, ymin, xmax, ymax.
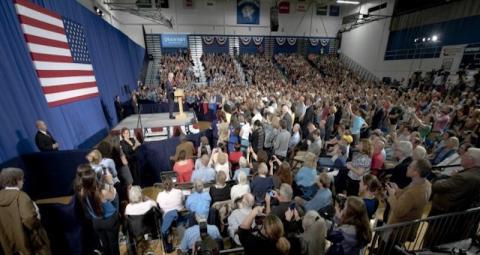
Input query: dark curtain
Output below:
<box><xmin>0</xmin><ymin>0</ymin><xmax>144</xmax><ymax>163</ymax></box>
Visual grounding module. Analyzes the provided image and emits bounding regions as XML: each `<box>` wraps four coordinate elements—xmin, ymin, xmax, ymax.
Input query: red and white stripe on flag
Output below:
<box><xmin>14</xmin><ymin>0</ymin><xmax>99</xmax><ymax>107</ymax></box>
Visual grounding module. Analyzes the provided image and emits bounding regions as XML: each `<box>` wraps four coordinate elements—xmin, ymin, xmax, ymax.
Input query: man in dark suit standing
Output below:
<box><xmin>35</xmin><ymin>120</ymin><xmax>59</xmax><ymax>152</ymax></box>
<box><xmin>166</xmin><ymin>72</ymin><xmax>175</xmax><ymax>119</ymax></box>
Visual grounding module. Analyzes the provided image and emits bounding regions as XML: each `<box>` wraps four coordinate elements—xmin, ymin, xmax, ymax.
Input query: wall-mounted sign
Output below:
<box><xmin>161</xmin><ymin>34</ymin><xmax>188</xmax><ymax>48</ymax></box>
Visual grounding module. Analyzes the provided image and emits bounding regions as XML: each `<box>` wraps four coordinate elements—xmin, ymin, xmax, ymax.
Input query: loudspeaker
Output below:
<box><xmin>270</xmin><ymin>6</ymin><xmax>279</xmax><ymax>32</ymax></box>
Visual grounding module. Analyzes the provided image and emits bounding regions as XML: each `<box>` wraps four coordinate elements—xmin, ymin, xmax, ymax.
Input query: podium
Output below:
<box><xmin>174</xmin><ymin>89</ymin><xmax>187</xmax><ymax>120</ymax></box>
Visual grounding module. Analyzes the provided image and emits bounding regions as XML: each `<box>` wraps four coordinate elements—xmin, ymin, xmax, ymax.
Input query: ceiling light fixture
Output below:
<box><xmin>336</xmin><ymin>0</ymin><xmax>360</xmax><ymax>5</ymax></box>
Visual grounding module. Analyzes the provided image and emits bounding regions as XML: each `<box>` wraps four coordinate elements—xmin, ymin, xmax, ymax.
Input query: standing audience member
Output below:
<box><xmin>239</xmin><ymin>206</ymin><xmax>291</xmax><ymax>255</ymax></box>
<box><xmin>120</xmin><ymin>128</ymin><xmax>141</xmax><ymax>184</ymax></box>
<box><xmin>383</xmin><ymin>141</ymin><xmax>413</xmax><ymax>189</ymax></box>
<box><xmin>359</xmin><ymin>174</ymin><xmax>381</xmax><ymax>219</ymax></box>
<box><xmin>345</xmin><ymin>139</ymin><xmax>372</xmax><ymax>196</ymax></box>
<box><xmin>250</xmin><ymin>163</ymin><xmax>274</xmax><ymax>204</ymax></box>
<box><xmin>0</xmin><ymin>168</ymin><xmax>51</xmax><ymax>255</ymax></box>
<box><xmin>228</xmin><ymin>193</ymin><xmax>255</xmax><ymax>245</ymax></box>
<box><xmin>274</xmin><ymin>120</ymin><xmax>291</xmax><ymax>160</ymax></box>
<box><xmin>77</xmin><ymin>164</ymin><xmax>120</xmax><ymax>255</ymax></box>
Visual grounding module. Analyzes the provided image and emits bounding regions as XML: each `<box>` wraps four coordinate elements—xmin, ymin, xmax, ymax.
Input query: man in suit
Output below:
<box><xmin>166</xmin><ymin>72</ymin><xmax>175</xmax><ymax>119</ymax></box>
<box><xmin>301</xmin><ymin>96</ymin><xmax>315</xmax><ymax>137</ymax></box>
<box><xmin>35</xmin><ymin>120</ymin><xmax>58</xmax><ymax>152</ymax></box>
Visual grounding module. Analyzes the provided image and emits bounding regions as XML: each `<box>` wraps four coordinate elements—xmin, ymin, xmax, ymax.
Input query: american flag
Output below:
<box><xmin>14</xmin><ymin>0</ymin><xmax>99</xmax><ymax>107</ymax></box>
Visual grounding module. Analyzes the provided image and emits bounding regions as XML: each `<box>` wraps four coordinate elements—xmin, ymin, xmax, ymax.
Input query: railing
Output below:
<box><xmin>368</xmin><ymin>206</ymin><xmax>480</xmax><ymax>254</ymax></box>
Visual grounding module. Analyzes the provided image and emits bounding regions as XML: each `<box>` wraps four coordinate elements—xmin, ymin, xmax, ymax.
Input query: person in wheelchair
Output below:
<box><xmin>125</xmin><ymin>186</ymin><xmax>160</xmax><ymax>255</ymax></box>
<box><xmin>178</xmin><ymin>213</ymin><xmax>222</xmax><ymax>254</ymax></box>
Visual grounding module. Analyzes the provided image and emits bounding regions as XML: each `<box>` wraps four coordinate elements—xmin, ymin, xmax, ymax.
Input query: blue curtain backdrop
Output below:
<box><xmin>0</xmin><ymin>0</ymin><xmax>145</xmax><ymax>163</ymax></box>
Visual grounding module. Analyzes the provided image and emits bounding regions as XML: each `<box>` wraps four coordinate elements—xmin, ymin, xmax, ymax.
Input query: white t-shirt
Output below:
<box><xmin>125</xmin><ymin>200</ymin><xmax>156</xmax><ymax>216</ymax></box>
<box><xmin>215</xmin><ymin>162</ymin><xmax>231</xmax><ymax>181</ymax></box>
<box><xmin>156</xmin><ymin>188</ymin><xmax>184</xmax><ymax>214</ymax></box>
<box><xmin>240</xmin><ymin>123</ymin><xmax>251</xmax><ymax>140</ymax></box>
<box><xmin>230</xmin><ymin>184</ymin><xmax>250</xmax><ymax>202</ymax></box>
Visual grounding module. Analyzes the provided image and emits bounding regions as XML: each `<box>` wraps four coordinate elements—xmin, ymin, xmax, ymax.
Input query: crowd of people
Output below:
<box><xmin>1</xmin><ymin>52</ymin><xmax>480</xmax><ymax>255</ymax></box>
<box><xmin>202</xmin><ymin>53</ymin><xmax>242</xmax><ymax>86</ymax></box>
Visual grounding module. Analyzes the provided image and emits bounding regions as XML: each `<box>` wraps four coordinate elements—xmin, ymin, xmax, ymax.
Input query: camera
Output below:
<box><xmin>335</xmin><ymin>195</ymin><xmax>347</xmax><ymax>211</ymax></box>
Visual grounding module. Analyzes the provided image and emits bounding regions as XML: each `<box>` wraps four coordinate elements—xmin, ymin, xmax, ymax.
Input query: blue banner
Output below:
<box><xmin>237</xmin><ymin>0</ymin><xmax>260</xmax><ymax>24</ymax></box>
<box><xmin>161</xmin><ymin>34</ymin><xmax>188</xmax><ymax>48</ymax></box>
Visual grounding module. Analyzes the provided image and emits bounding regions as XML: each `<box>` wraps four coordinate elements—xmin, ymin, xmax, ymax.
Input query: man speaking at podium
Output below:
<box><xmin>166</xmin><ymin>72</ymin><xmax>175</xmax><ymax>119</ymax></box>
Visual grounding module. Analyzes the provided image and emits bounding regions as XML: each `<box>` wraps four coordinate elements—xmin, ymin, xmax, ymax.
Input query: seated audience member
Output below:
<box><xmin>239</xmin><ymin>206</ymin><xmax>291</xmax><ymax>255</ymax></box>
<box><xmin>370</xmin><ymin>140</ymin><xmax>385</xmax><ymax>176</ymax></box>
<box><xmin>386</xmin><ymin>159</ymin><xmax>432</xmax><ymax>224</ymax></box>
<box><xmin>214</xmin><ymin>151</ymin><xmax>231</xmax><ymax>181</ymax></box>
<box><xmin>359</xmin><ymin>174</ymin><xmax>381</xmax><ymax>219</ymax></box>
<box><xmin>191</xmin><ymin>154</ymin><xmax>216</xmax><ymax>183</ymax></box>
<box><xmin>345</xmin><ymin>139</ymin><xmax>372</xmax><ymax>196</ymax></box>
<box><xmin>300</xmin><ymin>211</ymin><xmax>327</xmax><ymax>255</ymax></box>
<box><xmin>197</xmin><ymin>136</ymin><xmax>211</xmax><ymax>158</ymax></box>
<box><xmin>229</xmin><ymin>143</ymin><xmax>243</xmax><ymax>170</ymax></box>
<box><xmin>77</xmin><ymin>164</ymin><xmax>120</xmax><ymax>255</ymax></box>
<box><xmin>233</xmin><ymin>156</ymin><xmax>250</xmax><ymax>181</ymax></box>
<box><xmin>272</xmin><ymin>161</ymin><xmax>293</xmax><ymax>189</ymax></box>
<box><xmin>294</xmin><ymin>152</ymin><xmax>318</xmax><ymax>199</ymax></box>
<box><xmin>125</xmin><ymin>186</ymin><xmax>157</xmax><ymax>216</ymax></box>
<box><xmin>265</xmin><ymin>183</ymin><xmax>297</xmax><ymax>222</ymax></box>
<box><xmin>97</xmin><ymin>137</ymin><xmax>133</xmax><ymax>188</ymax></box>
<box><xmin>319</xmin><ymin>144</ymin><xmax>348</xmax><ymax>169</ymax></box>
<box><xmin>295</xmin><ymin>172</ymin><xmax>332</xmax><ymax>212</ymax></box>
<box><xmin>156</xmin><ymin>176</ymin><xmax>184</xmax><ymax>214</ymax></box>
<box><xmin>172</xmin><ymin>135</ymin><xmax>195</xmax><ymax>161</ymax></box>
<box><xmin>273</xmin><ymin>119</ymin><xmax>291</xmax><ymax>159</ymax></box>
<box><xmin>0</xmin><ymin>168</ymin><xmax>51</xmax><ymax>254</ymax></box>
<box><xmin>195</xmin><ymin>147</ymin><xmax>209</xmax><ymax>170</ymax></box>
<box><xmin>430</xmin><ymin>148</ymin><xmax>480</xmax><ymax>216</ymax></box>
<box><xmin>209</xmin><ymin>171</ymin><xmax>231</xmax><ymax>204</ymax></box>
<box><xmin>173</xmin><ymin>150</ymin><xmax>194</xmax><ymax>183</ymax></box>
<box><xmin>412</xmin><ymin>145</ymin><xmax>427</xmax><ymax>161</ymax></box>
<box><xmin>186</xmin><ymin>180</ymin><xmax>211</xmax><ymax>218</ymax></box>
<box><xmin>228</xmin><ymin>193</ymin><xmax>255</xmax><ymax>245</ymax></box>
<box><xmin>434</xmin><ymin>143</ymin><xmax>472</xmax><ymax>176</ymax></box>
<box><xmin>35</xmin><ymin>120</ymin><xmax>59</xmax><ymax>151</ymax></box>
<box><xmin>231</xmin><ymin>172</ymin><xmax>250</xmax><ymax>202</ymax></box>
<box><xmin>430</xmin><ymin>137</ymin><xmax>459</xmax><ymax>165</ymax></box>
<box><xmin>86</xmin><ymin>149</ymin><xmax>120</xmax><ymax>184</ymax></box>
<box><xmin>179</xmin><ymin>214</ymin><xmax>222</xmax><ymax>253</ymax></box>
<box><xmin>327</xmin><ymin>196</ymin><xmax>371</xmax><ymax>255</ymax></box>
<box><xmin>383</xmin><ymin>141</ymin><xmax>413</xmax><ymax>189</ymax></box>
<box><xmin>250</xmin><ymin>163</ymin><xmax>274</xmax><ymax>204</ymax></box>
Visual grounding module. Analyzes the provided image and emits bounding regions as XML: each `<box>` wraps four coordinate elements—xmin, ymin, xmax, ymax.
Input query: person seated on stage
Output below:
<box><xmin>34</xmin><ymin>120</ymin><xmax>59</xmax><ymax>152</ymax></box>
<box><xmin>86</xmin><ymin>149</ymin><xmax>120</xmax><ymax>185</ymax></box>
<box><xmin>192</xmin><ymin>154</ymin><xmax>216</xmax><ymax>183</ymax></box>
<box><xmin>172</xmin><ymin>135</ymin><xmax>195</xmax><ymax>161</ymax></box>
<box><xmin>186</xmin><ymin>180</ymin><xmax>212</xmax><ymax>219</ymax></box>
<box><xmin>173</xmin><ymin>150</ymin><xmax>194</xmax><ymax>183</ymax></box>
<box><xmin>125</xmin><ymin>185</ymin><xmax>157</xmax><ymax>216</ymax></box>
<box><xmin>0</xmin><ymin>168</ymin><xmax>51</xmax><ymax>255</ymax></box>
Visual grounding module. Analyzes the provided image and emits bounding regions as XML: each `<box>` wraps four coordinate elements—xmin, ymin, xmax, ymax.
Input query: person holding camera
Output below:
<box><xmin>239</xmin><ymin>206</ymin><xmax>291</xmax><ymax>255</ymax></box>
<box><xmin>265</xmin><ymin>184</ymin><xmax>299</xmax><ymax>222</ymax></box>
<box><xmin>77</xmin><ymin>164</ymin><xmax>120</xmax><ymax>255</ymax></box>
<box><xmin>326</xmin><ymin>196</ymin><xmax>372</xmax><ymax>255</ymax></box>
<box><xmin>178</xmin><ymin>213</ymin><xmax>221</xmax><ymax>254</ymax></box>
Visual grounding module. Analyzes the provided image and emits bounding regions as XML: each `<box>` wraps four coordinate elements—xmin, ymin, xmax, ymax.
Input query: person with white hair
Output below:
<box><xmin>231</xmin><ymin>171</ymin><xmax>250</xmax><ymax>202</ymax></box>
<box><xmin>299</xmin><ymin>211</ymin><xmax>327</xmax><ymax>255</ymax></box>
<box><xmin>430</xmin><ymin>147</ymin><xmax>480</xmax><ymax>216</ymax></box>
<box><xmin>232</xmin><ymin>156</ymin><xmax>250</xmax><ymax>181</ymax></box>
<box><xmin>412</xmin><ymin>146</ymin><xmax>427</xmax><ymax>161</ymax></box>
<box><xmin>430</xmin><ymin>137</ymin><xmax>460</xmax><ymax>165</ymax></box>
<box><xmin>265</xmin><ymin>183</ymin><xmax>297</xmax><ymax>222</ymax></box>
<box><xmin>125</xmin><ymin>186</ymin><xmax>157</xmax><ymax>216</ymax></box>
<box><xmin>250</xmin><ymin>162</ymin><xmax>274</xmax><ymax>203</ymax></box>
<box><xmin>228</xmin><ymin>193</ymin><xmax>255</xmax><ymax>245</ymax></box>
<box><xmin>186</xmin><ymin>180</ymin><xmax>211</xmax><ymax>218</ymax></box>
<box><xmin>191</xmin><ymin>154</ymin><xmax>216</xmax><ymax>183</ymax></box>
<box><xmin>383</xmin><ymin>141</ymin><xmax>413</xmax><ymax>188</ymax></box>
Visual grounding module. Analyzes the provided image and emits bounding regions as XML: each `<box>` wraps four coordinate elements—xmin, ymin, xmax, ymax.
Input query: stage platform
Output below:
<box><xmin>113</xmin><ymin>112</ymin><xmax>196</xmax><ymax>130</ymax></box>
<box><xmin>112</xmin><ymin>112</ymin><xmax>198</xmax><ymax>141</ymax></box>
